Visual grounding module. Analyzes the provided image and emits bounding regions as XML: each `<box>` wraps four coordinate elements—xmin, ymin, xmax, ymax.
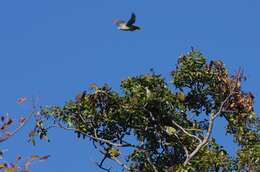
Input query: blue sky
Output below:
<box><xmin>0</xmin><ymin>0</ymin><xmax>259</xmax><ymax>171</ymax></box>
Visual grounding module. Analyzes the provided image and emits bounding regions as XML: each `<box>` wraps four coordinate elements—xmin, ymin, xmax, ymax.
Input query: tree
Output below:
<box><xmin>31</xmin><ymin>49</ymin><xmax>259</xmax><ymax>171</ymax></box>
<box><xmin>0</xmin><ymin>97</ymin><xmax>49</xmax><ymax>172</ymax></box>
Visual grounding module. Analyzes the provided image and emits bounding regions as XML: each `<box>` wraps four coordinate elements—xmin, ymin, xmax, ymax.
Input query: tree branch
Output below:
<box><xmin>52</xmin><ymin>123</ymin><xmax>138</xmax><ymax>148</ymax></box>
<box><xmin>171</xmin><ymin>119</ymin><xmax>202</xmax><ymax>143</ymax></box>
<box><xmin>183</xmin><ymin>91</ymin><xmax>233</xmax><ymax>167</ymax></box>
<box><xmin>111</xmin><ymin>156</ymin><xmax>130</xmax><ymax>171</ymax></box>
<box><xmin>97</xmin><ymin>147</ymin><xmax>130</xmax><ymax>172</ymax></box>
<box><xmin>0</xmin><ymin>111</ymin><xmax>34</xmax><ymax>143</ymax></box>
<box><xmin>173</xmin><ymin>133</ymin><xmax>189</xmax><ymax>160</ymax></box>
<box><xmin>97</xmin><ymin>155</ymin><xmax>111</xmax><ymax>172</ymax></box>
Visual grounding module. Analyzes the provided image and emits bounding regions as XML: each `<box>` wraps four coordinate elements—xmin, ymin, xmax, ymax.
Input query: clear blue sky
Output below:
<box><xmin>0</xmin><ymin>0</ymin><xmax>259</xmax><ymax>171</ymax></box>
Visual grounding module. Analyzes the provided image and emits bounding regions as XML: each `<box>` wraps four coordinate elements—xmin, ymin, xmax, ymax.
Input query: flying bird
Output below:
<box><xmin>113</xmin><ymin>13</ymin><xmax>140</xmax><ymax>31</ymax></box>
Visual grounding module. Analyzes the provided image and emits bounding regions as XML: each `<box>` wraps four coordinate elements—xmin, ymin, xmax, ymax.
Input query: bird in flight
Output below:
<box><xmin>113</xmin><ymin>13</ymin><xmax>140</xmax><ymax>31</ymax></box>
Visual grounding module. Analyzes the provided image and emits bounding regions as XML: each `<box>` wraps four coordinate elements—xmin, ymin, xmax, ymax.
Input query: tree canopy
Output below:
<box><xmin>31</xmin><ymin>49</ymin><xmax>259</xmax><ymax>172</ymax></box>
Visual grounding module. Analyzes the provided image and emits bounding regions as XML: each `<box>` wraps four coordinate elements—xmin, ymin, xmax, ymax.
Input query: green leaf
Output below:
<box><xmin>165</xmin><ymin>126</ymin><xmax>176</xmax><ymax>135</ymax></box>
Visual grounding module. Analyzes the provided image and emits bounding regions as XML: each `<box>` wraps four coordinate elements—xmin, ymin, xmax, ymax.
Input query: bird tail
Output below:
<box><xmin>133</xmin><ymin>26</ymin><xmax>141</xmax><ymax>30</ymax></box>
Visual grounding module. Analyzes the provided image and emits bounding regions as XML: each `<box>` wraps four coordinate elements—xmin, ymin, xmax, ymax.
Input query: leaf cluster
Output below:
<box><xmin>33</xmin><ymin>49</ymin><xmax>259</xmax><ymax>172</ymax></box>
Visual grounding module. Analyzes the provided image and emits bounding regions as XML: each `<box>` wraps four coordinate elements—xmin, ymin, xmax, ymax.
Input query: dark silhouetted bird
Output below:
<box><xmin>113</xmin><ymin>13</ymin><xmax>140</xmax><ymax>31</ymax></box>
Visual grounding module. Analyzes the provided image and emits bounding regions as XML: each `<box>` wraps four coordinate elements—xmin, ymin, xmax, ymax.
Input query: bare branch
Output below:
<box><xmin>171</xmin><ymin>119</ymin><xmax>202</xmax><ymax>143</ymax></box>
<box><xmin>97</xmin><ymin>155</ymin><xmax>111</xmax><ymax>172</ymax></box>
<box><xmin>111</xmin><ymin>156</ymin><xmax>130</xmax><ymax>171</ymax></box>
<box><xmin>0</xmin><ymin>110</ymin><xmax>34</xmax><ymax>143</ymax></box>
<box><xmin>183</xmin><ymin>88</ymin><xmax>235</xmax><ymax>167</ymax></box>
<box><xmin>183</xmin><ymin>115</ymin><xmax>214</xmax><ymax>167</ymax></box>
<box><xmin>171</xmin><ymin>132</ymin><xmax>190</xmax><ymax>168</ymax></box>
<box><xmin>180</xmin><ymin>69</ymin><xmax>244</xmax><ymax>169</ymax></box>
<box><xmin>212</xmin><ymin>94</ymin><xmax>233</xmax><ymax>120</ymax></box>
<box><xmin>52</xmin><ymin>123</ymin><xmax>138</xmax><ymax>148</ymax></box>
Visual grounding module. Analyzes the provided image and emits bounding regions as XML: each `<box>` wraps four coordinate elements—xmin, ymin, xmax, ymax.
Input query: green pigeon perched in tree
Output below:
<box><xmin>113</xmin><ymin>13</ymin><xmax>140</xmax><ymax>31</ymax></box>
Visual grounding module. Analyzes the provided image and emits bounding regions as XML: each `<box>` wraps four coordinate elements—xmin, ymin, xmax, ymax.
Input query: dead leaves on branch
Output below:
<box><xmin>0</xmin><ymin>97</ymin><xmax>49</xmax><ymax>172</ymax></box>
<box><xmin>0</xmin><ymin>155</ymin><xmax>49</xmax><ymax>172</ymax></box>
<box><xmin>226</xmin><ymin>91</ymin><xmax>254</xmax><ymax>113</ymax></box>
<box><xmin>212</xmin><ymin>68</ymin><xmax>254</xmax><ymax>113</ymax></box>
<box><xmin>0</xmin><ymin>113</ymin><xmax>30</xmax><ymax>143</ymax></box>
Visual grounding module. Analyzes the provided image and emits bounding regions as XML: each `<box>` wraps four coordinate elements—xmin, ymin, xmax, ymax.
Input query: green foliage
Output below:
<box><xmin>33</xmin><ymin>49</ymin><xmax>259</xmax><ymax>172</ymax></box>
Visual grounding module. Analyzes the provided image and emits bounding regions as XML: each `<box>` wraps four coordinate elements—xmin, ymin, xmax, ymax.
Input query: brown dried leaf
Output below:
<box><xmin>30</xmin><ymin>155</ymin><xmax>40</xmax><ymax>160</ymax></box>
<box><xmin>17</xmin><ymin>97</ymin><xmax>27</xmax><ymax>105</ymax></box>
<box><xmin>39</xmin><ymin>155</ymin><xmax>50</xmax><ymax>160</ymax></box>
<box><xmin>19</xmin><ymin>117</ymin><xmax>26</xmax><ymax>125</ymax></box>
<box><xmin>16</xmin><ymin>155</ymin><xmax>22</xmax><ymax>161</ymax></box>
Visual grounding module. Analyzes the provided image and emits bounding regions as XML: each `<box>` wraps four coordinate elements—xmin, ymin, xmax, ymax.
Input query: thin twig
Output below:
<box><xmin>97</xmin><ymin>156</ymin><xmax>111</xmax><ymax>172</ymax></box>
<box><xmin>0</xmin><ymin>110</ymin><xmax>34</xmax><ymax>143</ymax></box>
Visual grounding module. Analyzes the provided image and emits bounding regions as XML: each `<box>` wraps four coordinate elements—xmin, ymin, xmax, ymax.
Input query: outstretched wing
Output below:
<box><xmin>127</xmin><ymin>13</ymin><xmax>136</xmax><ymax>26</ymax></box>
<box><xmin>113</xmin><ymin>20</ymin><xmax>125</xmax><ymax>26</ymax></box>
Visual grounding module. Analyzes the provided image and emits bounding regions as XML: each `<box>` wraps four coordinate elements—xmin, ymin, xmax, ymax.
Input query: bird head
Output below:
<box><xmin>112</xmin><ymin>19</ymin><xmax>119</xmax><ymax>24</ymax></box>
